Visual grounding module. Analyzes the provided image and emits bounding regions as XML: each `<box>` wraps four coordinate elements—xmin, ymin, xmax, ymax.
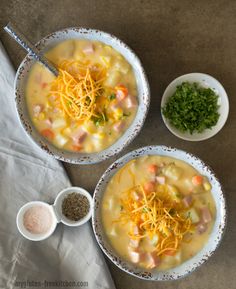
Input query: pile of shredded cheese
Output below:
<box><xmin>49</xmin><ymin>60</ymin><xmax>106</xmax><ymax>121</ymax></box>
<box><xmin>117</xmin><ymin>184</ymin><xmax>193</xmax><ymax>257</ymax></box>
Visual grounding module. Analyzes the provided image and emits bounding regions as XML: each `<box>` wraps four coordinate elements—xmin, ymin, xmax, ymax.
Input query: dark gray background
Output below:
<box><xmin>0</xmin><ymin>1</ymin><xmax>235</xmax><ymax>288</ymax></box>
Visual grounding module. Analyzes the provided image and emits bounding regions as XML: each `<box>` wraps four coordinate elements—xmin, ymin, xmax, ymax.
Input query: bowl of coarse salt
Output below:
<box><xmin>16</xmin><ymin>187</ymin><xmax>93</xmax><ymax>241</ymax></box>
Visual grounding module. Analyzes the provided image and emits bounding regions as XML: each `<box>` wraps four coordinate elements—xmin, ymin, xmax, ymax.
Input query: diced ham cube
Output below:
<box><xmin>148</xmin><ymin>164</ymin><xmax>158</xmax><ymax>174</ymax></box>
<box><xmin>83</xmin><ymin>44</ymin><xmax>94</xmax><ymax>54</ymax></box>
<box><xmin>145</xmin><ymin>252</ymin><xmax>161</xmax><ymax>269</ymax></box>
<box><xmin>72</xmin><ymin>130</ymin><xmax>87</xmax><ymax>145</ymax></box>
<box><xmin>33</xmin><ymin>104</ymin><xmax>44</xmax><ymax>116</ymax></box>
<box><xmin>133</xmin><ymin>225</ymin><xmax>140</xmax><ymax>235</ymax></box>
<box><xmin>182</xmin><ymin>195</ymin><xmax>193</xmax><ymax>208</ymax></box>
<box><xmin>156</xmin><ymin>176</ymin><xmax>166</xmax><ymax>185</ymax></box>
<box><xmin>125</xmin><ymin>95</ymin><xmax>137</xmax><ymax>108</ymax></box>
<box><xmin>113</xmin><ymin>121</ymin><xmax>125</xmax><ymax>133</ymax></box>
<box><xmin>132</xmin><ymin>191</ymin><xmax>142</xmax><ymax>201</ymax></box>
<box><xmin>129</xmin><ymin>238</ymin><xmax>140</xmax><ymax>248</ymax></box>
<box><xmin>201</xmin><ymin>207</ymin><xmax>212</xmax><ymax>223</ymax></box>
<box><xmin>45</xmin><ymin>118</ymin><xmax>52</xmax><ymax>127</ymax></box>
<box><xmin>197</xmin><ymin>222</ymin><xmax>208</xmax><ymax>234</ymax></box>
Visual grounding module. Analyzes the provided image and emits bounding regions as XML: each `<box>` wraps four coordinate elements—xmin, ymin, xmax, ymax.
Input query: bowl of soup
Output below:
<box><xmin>15</xmin><ymin>28</ymin><xmax>150</xmax><ymax>163</ymax></box>
<box><xmin>92</xmin><ymin>145</ymin><xmax>226</xmax><ymax>280</ymax></box>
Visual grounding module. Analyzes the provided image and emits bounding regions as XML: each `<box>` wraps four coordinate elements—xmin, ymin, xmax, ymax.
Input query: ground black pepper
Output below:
<box><xmin>62</xmin><ymin>192</ymin><xmax>90</xmax><ymax>221</ymax></box>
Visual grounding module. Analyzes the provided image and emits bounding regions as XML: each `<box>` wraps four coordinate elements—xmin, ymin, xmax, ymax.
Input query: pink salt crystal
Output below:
<box><xmin>23</xmin><ymin>205</ymin><xmax>53</xmax><ymax>234</ymax></box>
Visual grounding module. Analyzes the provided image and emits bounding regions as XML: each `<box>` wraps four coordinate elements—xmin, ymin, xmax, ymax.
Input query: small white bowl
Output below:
<box><xmin>16</xmin><ymin>201</ymin><xmax>58</xmax><ymax>241</ymax></box>
<box><xmin>161</xmin><ymin>73</ymin><xmax>229</xmax><ymax>141</ymax></box>
<box><xmin>54</xmin><ymin>186</ymin><xmax>93</xmax><ymax>227</ymax></box>
<box><xmin>16</xmin><ymin>187</ymin><xmax>92</xmax><ymax>241</ymax></box>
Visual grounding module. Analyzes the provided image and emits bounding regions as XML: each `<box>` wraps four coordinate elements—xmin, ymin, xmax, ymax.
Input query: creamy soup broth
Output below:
<box><xmin>26</xmin><ymin>39</ymin><xmax>138</xmax><ymax>153</ymax></box>
<box><xmin>102</xmin><ymin>155</ymin><xmax>216</xmax><ymax>270</ymax></box>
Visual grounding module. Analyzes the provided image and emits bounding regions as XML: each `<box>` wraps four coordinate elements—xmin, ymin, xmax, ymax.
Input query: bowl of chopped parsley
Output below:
<box><xmin>161</xmin><ymin>73</ymin><xmax>229</xmax><ymax>141</ymax></box>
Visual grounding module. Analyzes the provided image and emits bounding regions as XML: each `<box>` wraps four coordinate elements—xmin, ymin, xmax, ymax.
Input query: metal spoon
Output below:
<box><xmin>4</xmin><ymin>22</ymin><xmax>58</xmax><ymax>76</ymax></box>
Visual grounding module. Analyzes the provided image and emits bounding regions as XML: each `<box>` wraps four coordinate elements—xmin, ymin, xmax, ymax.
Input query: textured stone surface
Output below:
<box><xmin>0</xmin><ymin>0</ymin><xmax>236</xmax><ymax>288</ymax></box>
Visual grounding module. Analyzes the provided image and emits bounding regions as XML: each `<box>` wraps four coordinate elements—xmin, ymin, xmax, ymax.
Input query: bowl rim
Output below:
<box><xmin>92</xmin><ymin>145</ymin><xmax>227</xmax><ymax>281</ymax></box>
<box><xmin>14</xmin><ymin>27</ymin><xmax>150</xmax><ymax>164</ymax></box>
<box><xmin>161</xmin><ymin>72</ymin><xmax>229</xmax><ymax>141</ymax></box>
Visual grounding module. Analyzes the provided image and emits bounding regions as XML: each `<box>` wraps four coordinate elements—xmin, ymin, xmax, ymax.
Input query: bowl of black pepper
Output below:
<box><xmin>54</xmin><ymin>187</ymin><xmax>93</xmax><ymax>226</ymax></box>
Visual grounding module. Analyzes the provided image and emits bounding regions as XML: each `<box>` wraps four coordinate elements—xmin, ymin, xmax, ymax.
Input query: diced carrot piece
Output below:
<box><xmin>148</xmin><ymin>164</ymin><xmax>158</xmax><ymax>174</ymax></box>
<box><xmin>115</xmin><ymin>85</ymin><xmax>128</xmax><ymax>101</ymax></box>
<box><xmin>72</xmin><ymin>145</ymin><xmax>83</xmax><ymax>152</ymax></box>
<box><xmin>192</xmin><ymin>175</ymin><xmax>203</xmax><ymax>186</ymax></box>
<box><xmin>41</xmin><ymin>129</ymin><xmax>54</xmax><ymax>140</ymax></box>
<box><xmin>41</xmin><ymin>82</ymin><xmax>48</xmax><ymax>89</ymax></box>
<box><xmin>144</xmin><ymin>181</ymin><xmax>156</xmax><ymax>193</ymax></box>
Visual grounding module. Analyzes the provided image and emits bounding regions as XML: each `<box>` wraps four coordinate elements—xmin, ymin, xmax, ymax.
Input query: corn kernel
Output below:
<box><xmin>83</xmin><ymin>122</ymin><xmax>96</xmax><ymax>134</ymax></box>
<box><xmin>62</xmin><ymin>127</ymin><xmax>72</xmax><ymax>136</ymax></box>
<box><xmin>114</xmin><ymin>108</ymin><xmax>123</xmax><ymax>120</ymax></box>
<box><xmin>105</xmin><ymin>45</ymin><xmax>112</xmax><ymax>51</ymax></box>
<box><xmin>93</xmin><ymin>132</ymin><xmax>105</xmax><ymax>139</ymax></box>
<box><xmin>203</xmin><ymin>182</ymin><xmax>212</xmax><ymax>191</ymax></box>
<box><xmin>45</xmin><ymin>101</ymin><xmax>51</xmax><ymax>109</ymax></box>
<box><xmin>38</xmin><ymin>112</ymin><xmax>45</xmax><ymax>120</ymax></box>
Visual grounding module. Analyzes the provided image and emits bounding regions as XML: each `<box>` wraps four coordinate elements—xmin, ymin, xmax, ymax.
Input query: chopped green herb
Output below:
<box><xmin>91</xmin><ymin>110</ymin><xmax>108</xmax><ymax>126</ymax></box>
<box><xmin>120</xmin><ymin>205</ymin><xmax>124</xmax><ymax>211</ymax></box>
<box><xmin>108</xmin><ymin>93</ymin><xmax>116</xmax><ymax>101</ymax></box>
<box><xmin>169</xmin><ymin>208</ymin><xmax>175</xmax><ymax>216</ymax></box>
<box><xmin>162</xmin><ymin>82</ymin><xmax>220</xmax><ymax>134</ymax></box>
<box><xmin>120</xmin><ymin>112</ymin><xmax>131</xmax><ymax>120</ymax></box>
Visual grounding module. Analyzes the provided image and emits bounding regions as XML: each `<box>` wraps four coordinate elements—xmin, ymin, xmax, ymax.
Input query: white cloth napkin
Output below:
<box><xmin>0</xmin><ymin>41</ymin><xmax>115</xmax><ymax>289</ymax></box>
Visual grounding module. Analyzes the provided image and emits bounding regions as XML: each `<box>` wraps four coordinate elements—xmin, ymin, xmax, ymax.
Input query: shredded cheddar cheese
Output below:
<box><xmin>117</xmin><ymin>184</ymin><xmax>193</xmax><ymax>257</ymax></box>
<box><xmin>49</xmin><ymin>60</ymin><xmax>106</xmax><ymax>121</ymax></box>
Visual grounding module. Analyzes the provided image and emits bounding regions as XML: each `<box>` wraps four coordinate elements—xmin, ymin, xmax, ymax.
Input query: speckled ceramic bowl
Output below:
<box><xmin>92</xmin><ymin>145</ymin><xmax>226</xmax><ymax>281</ymax></box>
<box><xmin>14</xmin><ymin>28</ymin><xmax>150</xmax><ymax>164</ymax></box>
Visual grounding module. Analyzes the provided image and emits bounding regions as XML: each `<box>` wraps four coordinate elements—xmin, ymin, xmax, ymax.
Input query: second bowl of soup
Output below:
<box><xmin>15</xmin><ymin>28</ymin><xmax>150</xmax><ymax>163</ymax></box>
<box><xmin>92</xmin><ymin>146</ymin><xmax>226</xmax><ymax>280</ymax></box>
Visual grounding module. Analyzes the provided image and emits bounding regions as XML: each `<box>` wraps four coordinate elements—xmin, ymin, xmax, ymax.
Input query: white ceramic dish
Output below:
<box><xmin>161</xmin><ymin>73</ymin><xmax>229</xmax><ymax>141</ymax></box>
<box><xmin>16</xmin><ymin>186</ymin><xmax>92</xmax><ymax>241</ymax></box>
<box><xmin>92</xmin><ymin>145</ymin><xmax>226</xmax><ymax>280</ymax></box>
<box><xmin>14</xmin><ymin>27</ymin><xmax>150</xmax><ymax>164</ymax></box>
<box><xmin>54</xmin><ymin>187</ymin><xmax>93</xmax><ymax>227</ymax></box>
<box><xmin>16</xmin><ymin>201</ymin><xmax>58</xmax><ymax>241</ymax></box>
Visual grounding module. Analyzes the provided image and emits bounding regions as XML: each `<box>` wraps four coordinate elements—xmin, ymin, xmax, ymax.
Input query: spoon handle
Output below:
<box><xmin>4</xmin><ymin>22</ymin><xmax>58</xmax><ymax>77</ymax></box>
